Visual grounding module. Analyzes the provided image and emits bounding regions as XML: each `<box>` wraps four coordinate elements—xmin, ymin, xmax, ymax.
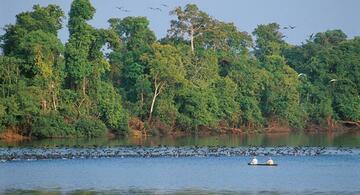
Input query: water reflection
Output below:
<box><xmin>4</xmin><ymin>189</ymin><xmax>359</xmax><ymax>195</ymax></box>
<box><xmin>1</xmin><ymin>132</ymin><xmax>359</xmax><ymax>148</ymax></box>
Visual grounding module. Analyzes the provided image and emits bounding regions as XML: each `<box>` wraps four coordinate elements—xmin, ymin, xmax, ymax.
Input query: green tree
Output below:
<box><xmin>285</xmin><ymin>31</ymin><xmax>360</xmax><ymax>126</ymax></box>
<box><xmin>1</xmin><ymin>4</ymin><xmax>65</xmax><ymax>112</ymax></box>
<box><xmin>253</xmin><ymin>23</ymin><xmax>305</xmax><ymax>128</ymax></box>
<box><xmin>19</xmin><ymin>30</ymin><xmax>64</xmax><ymax>111</ymax></box>
<box><xmin>175</xmin><ymin>84</ymin><xmax>220</xmax><ymax>132</ymax></box>
<box><xmin>65</xmin><ymin>0</ymin><xmax>123</xmax><ymax>123</ymax></box>
<box><xmin>168</xmin><ymin>4</ymin><xmax>212</xmax><ymax>53</ymax></box>
<box><xmin>213</xmin><ymin>77</ymin><xmax>239</xmax><ymax>126</ymax></box>
<box><xmin>95</xmin><ymin>81</ymin><xmax>129</xmax><ymax>134</ymax></box>
<box><xmin>65</xmin><ymin>0</ymin><xmax>96</xmax><ymax>98</ymax></box>
<box><xmin>0</xmin><ymin>57</ymin><xmax>22</xmax><ymax>131</ymax></box>
<box><xmin>228</xmin><ymin>59</ymin><xmax>266</xmax><ymax>128</ymax></box>
<box><xmin>1</xmin><ymin>4</ymin><xmax>64</xmax><ymax>56</ymax></box>
<box><xmin>108</xmin><ymin>16</ymin><xmax>155</xmax><ymax>112</ymax></box>
<box><xmin>142</xmin><ymin>43</ymin><xmax>185</xmax><ymax>122</ymax></box>
<box><xmin>0</xmin><ymin>4</ymin><xmax>66</xmax><ymax>136</ymax></box>
<box><xmin>252</xmin><ymin>23</ymin><xmax>287</xmax><ymax>61</ymax></box>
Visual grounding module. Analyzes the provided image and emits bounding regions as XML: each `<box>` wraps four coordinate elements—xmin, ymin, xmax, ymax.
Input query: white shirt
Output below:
<box><xmin>250</xmin><ymin>158</ymin><xmax>258</xmax><ymax>165</ymax></box>
<box><xmin>266</xmin><ymin>159</ymin><xmax>274</xmax><ymax>165</ymax></box>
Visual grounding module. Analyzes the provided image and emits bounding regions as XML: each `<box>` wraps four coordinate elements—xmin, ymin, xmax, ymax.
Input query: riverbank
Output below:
<box><xmin>0</xmin><ymin>128</ymin><xmax>29</xmax><ymax>142</ymax></box>
<box><xmin>1</xmin><ymin>120</ymin><xmax>358</xmax><ymax>143</ymax></box>
<box><xmin>0</xmin><ymin>121</ymin><xmax>360</xmax><ymax>147</ymax></box>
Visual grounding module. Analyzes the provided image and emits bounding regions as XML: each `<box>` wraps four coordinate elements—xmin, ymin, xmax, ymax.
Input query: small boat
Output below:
<box><xmin>248</xmin><ymin>163</ymin><xmax>278</xmax><ymax>166</ymax></box>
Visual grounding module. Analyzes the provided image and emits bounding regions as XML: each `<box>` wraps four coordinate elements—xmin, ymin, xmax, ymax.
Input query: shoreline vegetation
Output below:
<box><xmin>0</xmin><ymin>0</ymin><xmax>359</xmax><ymax>142</ymax></box>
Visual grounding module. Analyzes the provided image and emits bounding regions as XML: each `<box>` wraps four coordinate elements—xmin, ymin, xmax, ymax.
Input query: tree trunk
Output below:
<box><xmin>140</xmin><ymin>92</ymin><xmax>144</xmax><ymax>107</ymax></box>
<box><xmin>190</xmin><ymin>27</ymin><xmax>194</xmax><ymax>53</ymax></box>
<box><xmin>340</xmin><ymin>120</ymin><xmax>360</xmax><ymax>128</ymax></box>
<box><xmin>41</xmin><ymin>99</ymin><xmax>47</xmax><ymax>111</ymax></box>
<box><xmin>148</xmin><ymin>93</ymin><xmax>157</xmax><ymax>123</ymax></box>
<box><xmin>327</xmin><ymin>116</ymin><xmax>334</xmax><ymax>130</ymax></box>
<box><xmin>82</xmin><ymin>76</ymin><xmax>86</xmax><ymax>97</ymax></box>
<box><xmin>50</xmin><ymin>82</ymin><xmax>57</xmax><ymax>111</ymax></box>
<box><xmin>148</xmin><ymin>86</ymin><xmax>159</xmax><ymax>123</ymax></box>
<box><xmin>148</xmin><ymin>78</ymin><xmax>163</xmax><ymax>123</ymax></box>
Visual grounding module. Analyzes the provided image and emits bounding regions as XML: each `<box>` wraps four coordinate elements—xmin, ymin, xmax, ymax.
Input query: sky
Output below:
<box><xmin>1</xmin><ymin>0</ymin><xmax>360</xmax><ymax>45</ymax></box>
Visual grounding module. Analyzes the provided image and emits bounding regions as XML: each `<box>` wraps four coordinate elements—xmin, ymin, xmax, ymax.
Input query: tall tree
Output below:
<box><xmin>0</xmin><ymin>4</ymin><xmax>67</xmax><ymax>136</ymax></box>
<box><xmin>1</xmin><ymin>4</ymin><xmax>65</xmax><ymax>112</ymax></box>
<box><xmin>1</xmin><ymin>4</ymin><xmax>64</xmax><ymax>56</ymax></box>
<box><xmin>285</xmin><ymin>30</ymin><xmax>360</xmax><ymax>127</ymax></box>
<box><xmin>253</xmin><ymin>23</ymin><xmax>305</xmax><ymax>127</ymax></box>
<box><xmin>65</xmin><ymin>0</ymin><xmax>96</xmax><ymax>97</ymax></box>
<box><xmin>199</xmin><ymin>21</ymin><xmax>252</xmax><ymax>55</ymax></box>
<box><xmin>142</xmin><ymin>43</ymin><xmax>185</xmax><ymax>122</ymax></box>
<box><xmin>19</xmin><ymin>30</ymin><xmax>64</xmax><ymax>111</ymax></box>
<box><xmin>168</xmin><ymin>4</ymin><xmax>212</xmax><ymax>53</ymax></box>
<box><xmin>252</xmin><ymin>23</ymin><xmax>287</xmax><ymax>60</ymax></box>
<box><xmin>108</xmin><ymin>16</ymin><xmax>155</xmax><ymax>108</ymax></box>
<box><xmin>228</xmin><ymin>59</ymin><xmax>266</xmax><ymax>128</ymax></box>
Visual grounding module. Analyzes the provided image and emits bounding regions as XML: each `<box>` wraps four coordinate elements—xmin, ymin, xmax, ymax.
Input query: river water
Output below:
<box><xmin>1</xmin><ymin>132</ymin><xmax>360</xmax><ymax>147</ymax></box>
<box><xmin>1</xmin><ymin>132</ymin><xmax>360</xmax><ymax>194</ymax></box>
<box><xmin>1</xmin><ymin>155</ymin><xmax>360</xmax><ymax>194</ymax></box>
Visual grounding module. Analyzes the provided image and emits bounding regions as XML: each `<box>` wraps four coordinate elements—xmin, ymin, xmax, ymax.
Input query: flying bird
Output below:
<box><xmin>161</xmin><ymin>4</ymin><xmax>168</xmax><ymax>7</ymax></box>
<box><xmin>309</xmin><ymin>33</ymin><xmax>314</xmax><ymax>39</ymax></box>
<box><xmin>149</xmin><ymin>7</ymin><xmax>162</xmax><ymax>11</ymax></box>
<box><xmin>283</xmin><ymin>25</ymin><xmax>296</xmax><ymax>30</ymax></box>
<box><xmin>117</xmin><ymin>6</ymin><xmax>130</xmax><ymax>12</ymax></box>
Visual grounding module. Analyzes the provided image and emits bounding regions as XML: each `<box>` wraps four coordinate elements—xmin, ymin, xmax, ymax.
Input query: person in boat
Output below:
<box><xmin>250</xmin><ymin>156</ymin><xmax>258</xmax><ymax>165</ymax></box>
<box><xmin>266</xmin><ymin>157</ymin><xmax>274</xmax><ymax>165</ymax></box>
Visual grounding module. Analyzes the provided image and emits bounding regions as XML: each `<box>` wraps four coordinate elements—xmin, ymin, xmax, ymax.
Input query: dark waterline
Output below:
<box><xmin>1</xmin><ymin>132</ymin><xmax>360</xmax><ymax>148</ymax></box>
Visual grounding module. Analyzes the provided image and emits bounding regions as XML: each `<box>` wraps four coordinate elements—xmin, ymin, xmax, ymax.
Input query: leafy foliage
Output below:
<box><xmin>32</xmin><ymin>114</ymin><xmax>76</xmax><ymax>138</ymax></box>
<box><xmin>0</xmin><ymin>2</ymin><xmax>359</xmax><ymax>138</ymax></box>
<box><xmin>75</xmin><ymin>117</ymin><xmax>107</xmax><ymax>138</ymax></box>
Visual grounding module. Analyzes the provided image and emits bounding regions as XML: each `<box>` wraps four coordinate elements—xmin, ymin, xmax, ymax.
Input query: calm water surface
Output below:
<box><xmin>1</xmin><ymin>132</ymin><xmax>360</xmax><ymax>194</ymax></box>
<box><xmin>1</xmin><ymin>155</ymin><xmax>360</xmax><ymax>194</ymax></box>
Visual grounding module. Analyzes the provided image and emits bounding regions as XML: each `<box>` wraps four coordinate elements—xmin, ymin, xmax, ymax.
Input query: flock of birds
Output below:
<box><xmin>0</xmin><ymin>146</ymin><xmax>358</xmax><ymax>162</ymax></box>
<box><xmin>115</xmin><ymin>4</ymin><xmax>306</xmax><ymax>41</ymax></box>
<box><xmin>116</xmin><ymin>4</ymin><xmax>297</xmax><ymax>33</ymax></box>
<box><xmin>116</xmin><ymin>3</ymin><xmax>168</xmax><ymax>13</ymax></box>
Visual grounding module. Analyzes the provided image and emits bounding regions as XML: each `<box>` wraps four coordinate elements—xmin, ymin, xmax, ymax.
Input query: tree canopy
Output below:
<box><xmin>0</xmin><ymin>2</ymin><xmax>359</xmax><ymax>138</ymax></box>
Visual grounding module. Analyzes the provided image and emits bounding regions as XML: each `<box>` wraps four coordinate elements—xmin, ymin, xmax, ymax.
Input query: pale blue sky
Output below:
<box><xmin>1</xmin><ymin>0</ymin><xmax>360</xmax><ymax>45</ymax></box>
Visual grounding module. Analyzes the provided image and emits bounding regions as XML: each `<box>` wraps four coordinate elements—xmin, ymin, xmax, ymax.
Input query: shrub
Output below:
<box><xmin>96</xmin><ymin>81</ymin><xmax>129</xmax><ymax>134</ymax></box>
<box><xmin>75</xmin><ymin>117</ymin><xmax>107</xmax><ymax>138</ymax></box>
<box><xmin>32</xmin><ymin>114</ymin><xmax>76</xmax><ymax>138</ymax></box>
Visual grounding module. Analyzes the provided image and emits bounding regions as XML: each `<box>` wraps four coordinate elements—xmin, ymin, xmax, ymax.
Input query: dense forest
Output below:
<box><xmin>0</xmin><ymin>0</ymin><xmax>359</xmax><ymax>139</ymax></box>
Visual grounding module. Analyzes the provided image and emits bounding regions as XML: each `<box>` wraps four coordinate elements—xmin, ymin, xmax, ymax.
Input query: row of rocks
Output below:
<box><xmin>0</xmin><ymin>146</ymin><xmax>359</xmax><ymax>162</ymax></box>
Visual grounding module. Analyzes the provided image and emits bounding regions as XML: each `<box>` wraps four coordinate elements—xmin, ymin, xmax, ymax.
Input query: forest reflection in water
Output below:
<box><xmin>1</xmin><ymin>131</ymin><xmax>360</xmax><ymax>148</ymax></box>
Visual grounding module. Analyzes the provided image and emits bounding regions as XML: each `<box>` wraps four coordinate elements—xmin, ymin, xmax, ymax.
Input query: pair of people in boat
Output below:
<box><xmin>250</xmin><ymin>157</ymin><xmax>274</xmax><ymax>165</ymax></box>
